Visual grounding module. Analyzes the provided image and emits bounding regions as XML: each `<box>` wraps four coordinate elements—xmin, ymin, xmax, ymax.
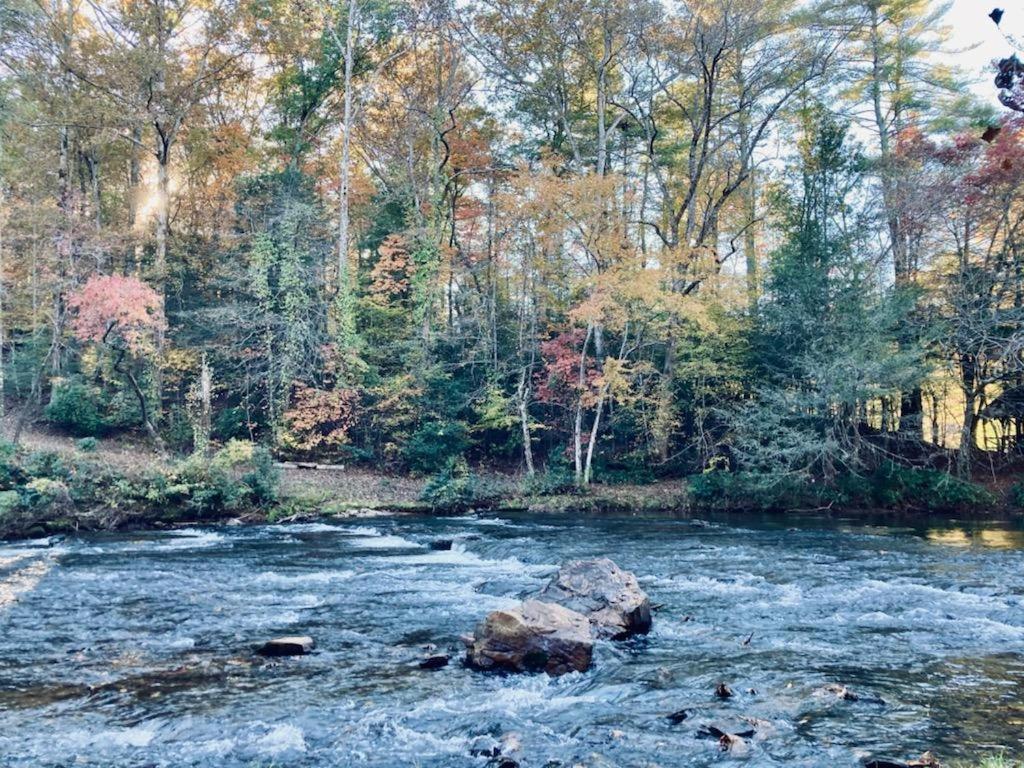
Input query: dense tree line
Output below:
<box><xmin>0</xmin><ymin>0</ymin><xmax>1022</xmax><ymax>495</ymax></box>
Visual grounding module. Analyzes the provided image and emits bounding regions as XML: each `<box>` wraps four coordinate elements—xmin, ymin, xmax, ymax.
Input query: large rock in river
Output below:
<box><xmin>540</xmin><ymin>558</ymin><xmax>652</xmax><ymax>638</ymax></box>
<box><xmin>464</xmin><ymin>600</ymin><xmax>593</xmax><ymax>675</ymax></box>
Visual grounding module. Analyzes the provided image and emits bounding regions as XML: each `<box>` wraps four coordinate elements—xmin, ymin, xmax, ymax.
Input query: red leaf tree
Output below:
<box><xmin>66</xmin><ymin>275</ymin><xmax>167</xmax><ymax>443</ymax></box>
<box><xmin>67</xmin><ymin>274</ymin><xmax>166</xmax><ymax>354</ymax></box>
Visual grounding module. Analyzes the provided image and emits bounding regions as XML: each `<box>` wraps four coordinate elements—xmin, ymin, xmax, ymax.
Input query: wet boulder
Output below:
<box><xmin>464</xmin><ymin>600</ymin><xmax>593</xmax><ymax>676</ymax></box>
<box><xmin>540</xmin><ymin>558</ymin><xmax>652</xmax><ymax>638</ymax></box>
<box><xmin>257</xmin><ymin>636</ymin><xmax>315</xmax><ymax>657</ymax></box>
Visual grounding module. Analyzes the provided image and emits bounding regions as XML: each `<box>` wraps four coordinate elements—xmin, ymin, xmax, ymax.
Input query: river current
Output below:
<box><xmin>1</xmin><ymin>512</ymin><xmax>1023</xmax><ymax>767</ymax></box>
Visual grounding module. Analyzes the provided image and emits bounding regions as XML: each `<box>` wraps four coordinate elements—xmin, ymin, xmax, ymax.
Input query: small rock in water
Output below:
<box><xmin>468</xmin><ymin>737</ymin><xmax>501</xmax><ymax>759</ymax></box>
<box><xmin>257</xmin><ymin>636</ymin><xmax>315</xmax><ymax>657</ymax></box>
<box><xmin>822</xmin><ymin>683</ymin><xmax>859</xmax><ymax>701</ymax></box>
<box><xmin>866</xmin><ymin>753</ymin><xmax>942</xmax><ymax>768</ymax></box>
<box><xmin>715</xmin><ymin>682</ymin><xmax>733</xmax><ymax>699</ymax></box>
<box><xmin>418</xmin><ymin>654</ymin><xmax>450</xmax><ymax>670</ymax></box>
<box><xmin>717</xmin><ymin>733</ymin><xmax>748</xmax><ymax>754</ymax></box>
<box><xmin>698</xmin><ymin>722</ymin><xmax>757</xmax><ymax>741</ymax></box>
<box><xmin>430</xmin><ymin>539</ymin><xmax>454</xmax><ymax>551</ymax></box>
<box><xmin>667</xmin><ymin>709</ymin><xmax>690</xmax><ymax>724</ymax></box>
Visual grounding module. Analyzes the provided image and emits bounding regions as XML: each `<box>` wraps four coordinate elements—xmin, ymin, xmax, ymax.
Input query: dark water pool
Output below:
<box><xmin>1</xmin><ymin>512</ymin><xmax>1023</xmax><ymax>766</ymax></box>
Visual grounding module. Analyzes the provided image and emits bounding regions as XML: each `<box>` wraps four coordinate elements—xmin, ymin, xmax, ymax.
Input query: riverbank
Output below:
<box><xmin>1</xmin><ymin>425</ymin><xmax>1022</xmax><ymax>540</ymax></box>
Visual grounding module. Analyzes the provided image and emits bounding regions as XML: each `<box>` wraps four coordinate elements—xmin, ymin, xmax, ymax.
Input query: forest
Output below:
<box><xmin>2</xmin><ymin>0</ymin><xmax>1024</xmax><ymax>518</ymax></box>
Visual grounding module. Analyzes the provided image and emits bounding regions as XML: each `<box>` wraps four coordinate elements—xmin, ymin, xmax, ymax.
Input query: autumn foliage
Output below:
<box><xmin>66</xmin><ymin>275</ymin><xmax>166</xmax><ymax>355</ymax></box>
<box><xmin>280</xmin><ymin>384</ymin><xmax>360</xmax><ymax>455</ymax></box>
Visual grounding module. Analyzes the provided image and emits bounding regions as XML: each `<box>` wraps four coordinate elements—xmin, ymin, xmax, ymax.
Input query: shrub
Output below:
<box><xmin>867</xmin><ymin>462</ymin><xmax>994</xmax><ymax>511</ymax></box>
<box><xmin>45</xmin><ymin>378</ymin><xmax>104</xmax><ymax>436</ymax></box>
<box><xmin>420</xmin><ymin>456</ymin><xmax>476</xmax><ymax>510</ymax></box>
<box><xmin>404</xmin><ymin>420</ymin><xmax>470</xmax><ymax>473</ymax></box>
<box><xmin>211</xmin><ymin>438</ymin><xmax>257</xmax><ymax>468</ymax></box>
<box><xmin>211</xmin><ymin>440</ymin><xmax>280</xmax><ymax>505</ymax></box>
<box><xmin>592</xmin><ymin>452</ymin><xmax>657</xmax><ymax>485</ymax></box>
<box><xmin>241</xmin><ymin>446</ymin><xmax>279</xmax><ymax>505</ymax></box>
<box><xmin>0</xmin><ymin>443</ymin><xmax>280</xmax><ymax>538</ymax></box>
<box><xmin>0</xmin><ymin>441</ymin><xmax>24</xmax><ymax>490</ymax></box>
<box><xmin>1009</xmin><ymin>482</ymin><xmax>1024</xmax><ymax>509</ymax></box>
<box><xmin>104</xmin><ymin>387</ymin><xmax>146</xmax><ymax>429</ymax></box>
<box><xmin>23</xmin><ymin>451</ymin><xmax>68</xmax><ymax>481</ymax></box>
<box><xmin>212</xmin><ymin>406</ymin><xmax>251</xmax><ymax>442</ymax></box>
<box><xmin>522</xmin><ymin>461</ymin><xmax>577</xmax><ymax>496</ymax></box>
<box><xmin>0</xmin><ymin>490</ymin><xmax>22</xmax><ymax>518</ymax></box>
<box><xmin>171</xmin><ymin>457</ymin><xmax>243</xmax><ymax>516</ymax></box>
<box><xmin>688</xmin><ymin>470</ymin><xmax>815</xmax><ymax>511</ymax></box>
<box><xmin>21</xmin><ymin>477</ymin><xmax>72</xmax><ymax>512</ymax></box>
<box><xmin>77</xmin><ymin>437</ymin><xmax>98</xmax><ymax>453</ymax></box>
<box><xmin>689</xmin><ymin>463</ymin><xmax>995</xmax><ymax>513</ymax></box>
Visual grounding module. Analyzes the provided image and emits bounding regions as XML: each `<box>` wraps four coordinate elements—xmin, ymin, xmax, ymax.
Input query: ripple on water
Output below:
<box><xmin>0</xmin><ymin>513</ymin><xmax>1022</xmax><ymax>767</ymax></box>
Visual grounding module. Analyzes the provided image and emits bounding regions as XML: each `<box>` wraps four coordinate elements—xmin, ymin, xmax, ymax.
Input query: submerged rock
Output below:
<box><xmin>540</xmin><ymin>558</ymin><xmax>652</xmax><ymax>638</ymax></box>
<box><xmin>865</xmin><ymin>753</ymin><xmax>941</xmax><ymax>768</ymax></box>
<box><xmin>697</xmin><ymin>722</ymin><xmax>757</xmax><ymax>740</ymax></box>
<box><xmin>464</xmin><ymin>599</ymin><xmax>593</xmax><ymax>675</ymax></box>
<box><xmin>820</xmin><ymin>683</ymin><xmax>858</xmax><ymax>701</ymax></box>
<box><xmin>429</xmin><ymin>539</ymin><xmax>454</xmax><ymax>551</ymax></box>
<box><xmin>257</xmin><ymin>636</ymin><xmax>315</xmax><ymax>657</ymax></box>
<box><xmin>816</xmin><ymin>683</ymin><xmax>885</xmax><ymax>704</ymax></box>
<box><xmin>418</xmin><ymin>654</ymin><xmax>450</xmax><ymax>670</ymax></box>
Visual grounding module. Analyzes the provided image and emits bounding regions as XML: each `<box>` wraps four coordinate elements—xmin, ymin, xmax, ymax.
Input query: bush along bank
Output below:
<box><xmin>0</xmin><ymin>440</ymin><xmax>279</xmax><ymax>540</ymax></box>
<box><xmin>687</xmin><ymin>462</ymin><xmax>1000</xmax><ymax>515</ymax></box>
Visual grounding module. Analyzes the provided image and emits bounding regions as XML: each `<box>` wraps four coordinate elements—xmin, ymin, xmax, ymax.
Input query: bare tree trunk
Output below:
<box><xmin>737</xmin><ymin>66</ymin><xmax>758</xmax><ymax>309</ymax></box>
<box><xmin>338</xmin><ymin>0</ymin><xmax>357</xmax><ymax>294</ymax></box>
<box><xmin>154</xmin><ymin>140</ymin><xmax>170</xmax><ymax>285</ymax></box>
<box><xmin>595</xmin><ymin>25</ymin><xmax>611</xmax><ymax>176</ymax></box>
<box><xmin>193</xmin><ymin>353</ymin><xmax>212</xmax><ymax>455</ymax></box>
<box><xmin>583</xmin><ymin>326</ymin><xmax>627</xmax><ymax>485</ymax></box>
<box><xmin>583</xmin><ymin>388</ymin><xmax>606</xmax><ymax>486</ymax></box>
<box><xmin>958</xmin><ymin>391</ymin><xmax>975</xmax><ymax>478</ymax></box>
<box><xmin>516</xmin><ymin>366</ymin><xmax>535</xmax><ymax>477</ymax></box>
<box><xmin>573</xmin><ymin>323</ymin><xmax>593</xmax><ymax>484</ymax></box>
<box><xmin>128</xmin><ymin>125</ymin><xmax>143</xmax><ymax>273</ymax></box>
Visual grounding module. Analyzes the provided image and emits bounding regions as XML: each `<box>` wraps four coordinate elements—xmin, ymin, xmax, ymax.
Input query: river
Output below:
<box><xmin>1</xmin><ymin>512</ymin><xmax>1023</xmax><ymax>766</ymax></box>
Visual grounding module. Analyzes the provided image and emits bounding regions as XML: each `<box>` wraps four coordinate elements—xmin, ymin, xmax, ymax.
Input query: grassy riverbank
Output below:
<box><xmin>1</xmin><ymin>426</ymin><xmax>1022</xmax><ymax>540</ymax></box>
<box><xmin>2</xmin><ymin>434</ymin><xmax>1024</xmax><ymax>540</ymax></box>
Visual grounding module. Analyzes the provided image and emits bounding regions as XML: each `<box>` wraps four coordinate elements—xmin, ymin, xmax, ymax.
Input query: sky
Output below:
<box><xmin>947</xmin><ymin>0</ymin><xmax>1019</xmax><ymax>106</ymax></box>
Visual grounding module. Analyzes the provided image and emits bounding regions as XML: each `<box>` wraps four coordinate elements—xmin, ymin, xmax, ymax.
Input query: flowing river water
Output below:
<box><xmin>1</xmin><ymin>512</ymin><xmax>1023</xmax><ymax>767</ymax></box>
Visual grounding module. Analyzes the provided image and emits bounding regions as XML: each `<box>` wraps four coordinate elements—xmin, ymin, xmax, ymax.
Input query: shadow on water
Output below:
<box><xmin>0</xmin><ymin>513</ymin><xmax>1021</xmax><ymax>766</ymax></box>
